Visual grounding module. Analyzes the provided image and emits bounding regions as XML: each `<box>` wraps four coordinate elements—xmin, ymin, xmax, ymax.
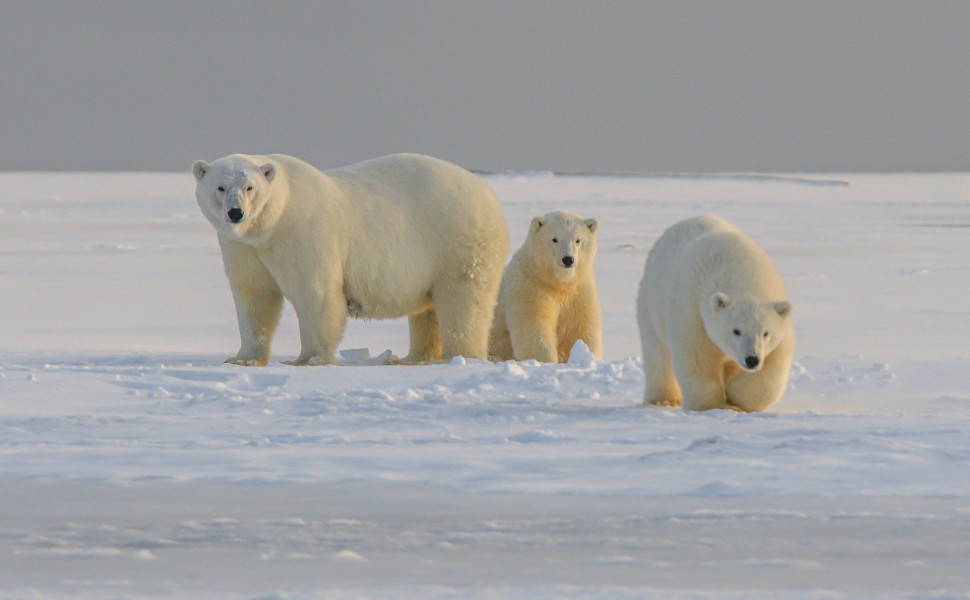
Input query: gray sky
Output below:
<box><xmin>2</xmin><ymin>1</ymin><xmax>969</xmax><ymax>172</ymax></box>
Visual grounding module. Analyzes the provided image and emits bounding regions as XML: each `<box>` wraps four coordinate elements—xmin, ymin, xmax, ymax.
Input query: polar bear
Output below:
<box><xmin>636</xmin><ymin>215</ymin><xmax>793</xmax><ymax>412</ymax></box>
<box><xmin>488</xmin><ymin>210</ymin><xmax>602</xmax><ymax>362</ymax></box>
<box><xmin>192</xmin><ymin>152</ymin><xmax>509</xmax><ymax>366</ymax></box>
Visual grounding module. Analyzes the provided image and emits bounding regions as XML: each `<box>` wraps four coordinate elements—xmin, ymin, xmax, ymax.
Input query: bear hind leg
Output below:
<box><xmin>433</xmin><ymin>282</ymin><xmax>494</xmax><ymax>361</ymax></box>
<box><xmin>395</xmin><ymin>307</ymin><xmax>442</xmax><ymax>364</ymax></box>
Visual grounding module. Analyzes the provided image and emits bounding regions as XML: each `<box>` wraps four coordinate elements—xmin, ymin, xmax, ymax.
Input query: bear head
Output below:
<box><xmin>192</xmin><ymin>154</ymin><xmax>280</xmax><ymax>243</ymax></box>
<box><xmin>527</xmin><ymin>210</ymin><xmax>598</xmax><ymax>279</ymax></box>
<box><xmin>700</xmin><ymin>292</ymin><xmax>792</xmax><ymax>372</ymax></box>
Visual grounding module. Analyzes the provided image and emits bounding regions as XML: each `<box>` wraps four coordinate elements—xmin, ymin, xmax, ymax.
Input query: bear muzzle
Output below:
<box><xmin>561</xmin><ymin>255</ymin><xmax>575</xmax><ymax>268</ymax></box>
<box><xmin>743</xmin><ymin>355</ymin><xmax>760</xmax><ymax>370</ymax></box>
<box><xmin>227</xmin><ymin>207</ymin><xmax>244</xmax><ymax>223</ymax></box>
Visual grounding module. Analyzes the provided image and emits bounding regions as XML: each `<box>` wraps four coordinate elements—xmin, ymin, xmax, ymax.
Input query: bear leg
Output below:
<box><xmin>640</xmin><ymin>333</ymin><xmax>680</xmax><ymax>407</ymax></box>
<box><xmin>487</xmin><ymin>306</ymin><xmax>514</xmax><ymax>361</ymax></box>
<box><xmin>284</xmin><ymin>289</ymin><xmax>347</xmax><ymax>366</ymax></box>
<box><xmin>227</xmin><ymin>284</ymin><xmax>284</xmax><ymax>366</ymax></box>
<box><xmin>559</xmin><ymin>287</ymin><xmax>603</xmax><ymax>361</ymax></box>
<box><xmin>222</xmin><ymin>241</ymin><xmax>284</xmax><ymax>367</ymax></box>
<box><xmin>678</xmin><ymin>376</ymin><xmax>732</xmax><ymax>411</ymax></box>
<box><xmin>428</xmin><ymin>281</ymin><xmax>493</xmax><ymax>361</ymax></box>
<box><xmin>399</xmin><ymin>307</ymin><xmax>443</xmax><ymax>364</ymax></box>
<box><xmin>671</xmin><ymin>346</ymin><xmax>732</xmax><ymax>411</ymax></box>
<box><xmin>507</xmin><ymin>295</ymin><xmax>560</xmax><ymax>363</ymax></box>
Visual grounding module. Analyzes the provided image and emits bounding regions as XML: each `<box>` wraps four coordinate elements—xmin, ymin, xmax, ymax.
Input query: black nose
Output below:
<box><xmin>227</xmin><ymin>207</ymin><xmax>244</xmax><ymax>223</ymax></box>
<box><xmin>562</xmin><ymin>256</ymin><xmax>574</xmax><ymax>267</ymax></box>
<box><xmin>744</xmin><ymin>356</ymin><xmax>760</xmax><ymax>369</ymax></box>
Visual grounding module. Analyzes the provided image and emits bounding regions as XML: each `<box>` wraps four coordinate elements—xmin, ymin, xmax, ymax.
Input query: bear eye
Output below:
<box><xmin>575</xmin><ymin>239</ymin><xmax>581</xmax><ymax>244</ymax></box>
<box><xmin>217</xmin><ymin>186</ymin><xmax>225</xmax><ymax>192</ymax></box>
<box><xmin>733</xmin><ymin>329</ymin><xmax>741</xmax><ymax>336</ymax></box>
<box><xmin>762</xmin><ymin>331</ymin><xmax>769</xmax><ymax>338</ymax></box>
<box><xmin>246</xmin><ymin>185</ymin><xmax>253</xmax><ymax>192</ymax></box>
<box><xmin>552</xmin><ymin>238</ymin><xmax>558</xmax><ymax>243</ymax></box>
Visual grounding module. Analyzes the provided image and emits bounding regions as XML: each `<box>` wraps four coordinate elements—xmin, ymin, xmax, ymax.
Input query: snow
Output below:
<box><xmin>2</xmin><ymin>171</ymin><xmax>970</xmax><ymax>597</ymax></box>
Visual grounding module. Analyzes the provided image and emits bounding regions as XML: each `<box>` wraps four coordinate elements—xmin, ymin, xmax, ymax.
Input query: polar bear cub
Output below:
<box><xmin>192</xmin><ymin>152</ymin><xmax>509</xmax><ymax>366</ymax></box>
<box><xmin>636</xmin><ymin>215</ymin><xmax>794</xmax><ymax>412</ymax></box>
<box><xmin>489</xmin><ymin>210</ymin><xmax>602</xmax><ymax>363</ymax></box>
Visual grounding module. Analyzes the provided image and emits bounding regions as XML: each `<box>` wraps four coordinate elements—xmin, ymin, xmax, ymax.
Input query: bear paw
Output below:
<box><xmin>282</xmin><ymin>354</ymin><xmax>335</xmax><ymax>366</ymax></box>
<box><xmin>385</xmin><ymin>357</ymin><xmax>417</xmax><ymax>366</ymax></box>
<box><xmin>225</xmin><ymin>356</ymin><xmax>268</xmax><ymax>367</ymax></box>
<box><xmin>386</xmin><ymin>357</ymin><xmax>445</xmax><ymax>366</ymax></box>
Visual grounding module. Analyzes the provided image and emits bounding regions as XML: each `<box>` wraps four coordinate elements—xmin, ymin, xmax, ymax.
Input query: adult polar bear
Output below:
<box><xmin>192</xmin><ymin>153</ymin><xmax>508</xmax><ymax>366</ymax></box>
<box><xmin>637</xmin><ymin>215</ymin><xmax>794</xmax><ymax>412</ymax></box>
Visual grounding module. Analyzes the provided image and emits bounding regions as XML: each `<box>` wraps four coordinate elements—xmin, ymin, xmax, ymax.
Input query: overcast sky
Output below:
<box><xmin>2</xmin><ymin>1</ymin><xmax>969</xmax><ymax>173</ymax></box>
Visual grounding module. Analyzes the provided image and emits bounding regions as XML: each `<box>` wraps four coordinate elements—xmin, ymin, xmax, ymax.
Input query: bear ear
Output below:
<box><xmin>192</xmin><ymin>160</ymin><xmax>209</xmax><ymax>181</ymax></box>
<box><xmin>774</xmin><ymin>301</ymin><xmax>792</xmax><ymax>317</ymax></box>
<box><xmin>584</xmin><ymin>218</ymin><xmax>598</xmax><ymax>234</ymax></box>
<box><xmin>712</xmin><ymin>292</ymin><xmax>731</xmax><ymax>310</ymax></box>
<box><xmin>530</xmin><ymin>216</ymin><xmax>545</xmax><ymax>233</ymax></box>
<box><xmin>260</xmin><ymin>163</ymin><xmax>276</xmax><ymax>182</ymax></box>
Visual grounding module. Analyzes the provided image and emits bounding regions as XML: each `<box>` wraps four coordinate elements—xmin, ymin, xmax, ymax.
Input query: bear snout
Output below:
<box><xmin>227</xmin><ymin>207</ymin><xmax>244</xmax><ymax>223</ymax></box>
<box><xmin>561</xmin><ymin>256</ymin><xmax>575</xmax><ymax>268</ymax></box>
<box><xmin>744</xmin><ymin>355</ymin><xmax>760</xmax><ymax>370</ymax></box>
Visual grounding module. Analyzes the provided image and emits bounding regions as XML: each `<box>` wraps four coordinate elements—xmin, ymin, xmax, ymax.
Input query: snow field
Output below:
<box><xmin>2</xmin><ymin>171</ymin><xmax>970</xmax><ymax>597</ymax></box>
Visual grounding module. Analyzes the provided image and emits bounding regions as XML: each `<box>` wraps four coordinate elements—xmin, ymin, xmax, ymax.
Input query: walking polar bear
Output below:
<box><xmin>192</xmin><ymin>152</ymin><xmax>509</xmax><ymax>366</ymax></box>
<box><xmin>489</xmin><ymin>210</ymin><xmax>602</xmax><ymax>363</ymax></box>
<box><xmin>637</xmin><ymin>215</ymin><xmax>794</xmax><ymax>412</ymax></box>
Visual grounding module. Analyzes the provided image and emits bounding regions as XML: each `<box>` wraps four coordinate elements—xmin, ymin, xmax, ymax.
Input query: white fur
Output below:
<box><xmin>489</xmin><ymin>210</ymin><xmax>602</xmax><ymax>363</ymax></box>
<box><xmin>193</xmin><ymin>153</ymin><xmax>509</xmax><ymax>366</ymax></box>
<box><xmin>636</xmin><ymin>215</ymin><xmax>794</xmax><ymax>411</ymax></box>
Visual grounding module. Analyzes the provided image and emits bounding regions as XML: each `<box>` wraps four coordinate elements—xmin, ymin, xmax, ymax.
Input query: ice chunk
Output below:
<box><xmin>567</xmin><ymin>339</ymin><xmax>596</xmax><ymax>368</ymax></box>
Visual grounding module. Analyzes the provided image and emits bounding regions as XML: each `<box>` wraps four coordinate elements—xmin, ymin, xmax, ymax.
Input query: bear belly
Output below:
<box><xmin>344</xmin><ymin>287</ymin><xmax>433</xmax><ymax>321</ymax></box>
